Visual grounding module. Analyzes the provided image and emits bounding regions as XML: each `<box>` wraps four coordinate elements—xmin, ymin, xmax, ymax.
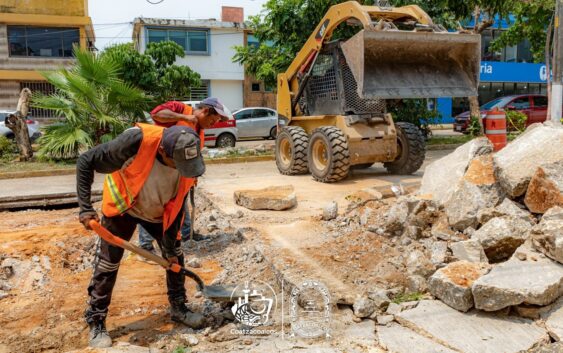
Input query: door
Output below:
<box><xmin>506</xmin><ymin>96</ymin><xmax>532</xmax><ymax>127</ymax></box>
<box><xmin>531</xmin><ymin>96</ymin><xmax>548</xmax><ymax>125</ymax></box>
<box><xmin>233</xmin><ymin>109</ymin><xmax>253</xmax><ymax>138</ymax></box>
<box><xmin>251</xmin><ymin>109</ymin><xmax>274</xmax><ymax>137</ymax></box>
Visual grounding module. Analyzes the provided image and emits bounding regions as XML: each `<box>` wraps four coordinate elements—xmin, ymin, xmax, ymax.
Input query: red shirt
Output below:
<box><xmin>150</xmin><ymin>101</ymin><xmax>201</xmax><ymax>131</ymax></box>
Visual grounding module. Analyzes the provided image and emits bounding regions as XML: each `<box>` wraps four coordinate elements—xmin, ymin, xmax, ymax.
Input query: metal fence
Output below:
<box><xmin>20</xmin><ymin>81</ymin><xmax>57</xmax><ymax>119</ymax></box>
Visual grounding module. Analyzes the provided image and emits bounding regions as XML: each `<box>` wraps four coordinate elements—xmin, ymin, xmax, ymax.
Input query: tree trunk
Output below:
<box><xmin>5</xmin><ymin>88</ymin><xmax>33</xmax><ymax>161</ymax></box>
<box><xmin>546</xmin><ymin>14</ymin><xmax>554</xmax><ymax>121</ymax></box>
<box><xmin>468</xmin><ymin>95</ymin><xmax>484</xmax><ymax>135</ymax></box>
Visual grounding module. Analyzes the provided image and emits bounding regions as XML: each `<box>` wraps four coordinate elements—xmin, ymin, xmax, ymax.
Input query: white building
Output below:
<box><xmin>132</xmin><ymin>7</ymin><xmax>246</xmax><ymax>111</ymax></box>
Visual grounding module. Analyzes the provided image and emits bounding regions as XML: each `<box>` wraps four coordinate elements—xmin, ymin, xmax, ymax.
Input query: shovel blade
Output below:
<box><xmin>202</xmin><ymin>285</ymin><xmax>245</xmax><ymax>302</ymax></box>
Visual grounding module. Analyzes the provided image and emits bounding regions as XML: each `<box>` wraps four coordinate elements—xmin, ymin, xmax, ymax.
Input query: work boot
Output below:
<box><xmin>88</xmin><ymin>319</ymin><xmax>112</xmax><ymax>348</ymax></box>
<box><xmin>170</xmin><ymin>302</ymin><xmax>205</xmax><ymax>329</ymax></box>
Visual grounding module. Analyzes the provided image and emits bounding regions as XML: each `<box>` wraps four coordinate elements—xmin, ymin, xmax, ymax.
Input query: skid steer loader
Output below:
<box><xmin>275</xmin><ymin>1</ymin><xmax>480</xmax><ymax>182</ymax></box>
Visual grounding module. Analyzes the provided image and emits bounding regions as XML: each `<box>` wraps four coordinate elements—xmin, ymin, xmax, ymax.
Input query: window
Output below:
<box><xmin>533</xmin><ymin>96</ymin><xmax>548</xmax><ymax>108</ymax></box>
<box><xmin>510</xmin><ymin>97</ymin><xmax>530</xmax><ymax>109</ymax></box>
<box><xmin>234</xmin><ymin>110</ymin><xmax>252</xmax><ymax>120</ymax></box>
<box><xmin>252</xmin><ymin>109</ymin><xmax>272</xmax><ymax>118</ymax></box>
<box><xmin>8</xmin><ymin>26</ymin><xmax>79</xmax><ymax>57</ymax></box>
<box><xmin>480</xmin><ymin>29</ymin><xmax>534</xmax><ymax>63</ymax></box>
<box><xmin>185</xmin><ymin>80</ymin><xmax>209</xmax><ymax>101</ymax></box>
<box><xmin>251</xmin><ymin>83</ymin><xmax>260</xmax><ymax>92</ymax></box>
<box><xmin>147</xmin><ymin>28</ymin><xmax>209</xmax><ymax>54</ymax></box>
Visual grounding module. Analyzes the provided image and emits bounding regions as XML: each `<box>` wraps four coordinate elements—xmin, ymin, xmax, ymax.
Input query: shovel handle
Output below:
<box><xmin>88</xmin><ymin>220</ymin><xmax>205</xmax><ymax>290</ymax></box>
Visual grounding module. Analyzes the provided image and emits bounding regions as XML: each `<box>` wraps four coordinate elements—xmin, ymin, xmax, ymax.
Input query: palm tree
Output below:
<box><xmin>33</xmin><ymin>46</ymin><xmax>150</xmax><ymax>160</ymax></box>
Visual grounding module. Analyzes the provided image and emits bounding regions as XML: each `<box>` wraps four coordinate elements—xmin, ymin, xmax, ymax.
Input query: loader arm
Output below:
<box><xmin>276</xmin><ymin>1</ymin><xmax>434</xmax><ymax>121</ymax></box>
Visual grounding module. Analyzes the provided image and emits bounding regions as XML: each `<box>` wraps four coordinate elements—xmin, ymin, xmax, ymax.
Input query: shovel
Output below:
<box><xmin>89</xmin><ymin>220</ymin><xmax>239</xmax><ymax>302</ymax></box>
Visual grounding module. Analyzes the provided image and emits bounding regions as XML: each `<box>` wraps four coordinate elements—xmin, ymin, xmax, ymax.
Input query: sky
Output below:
<box><xmin>89</xmin><ymin>0</ymin><xmax>269</xmax><ymax>50</ymax></box>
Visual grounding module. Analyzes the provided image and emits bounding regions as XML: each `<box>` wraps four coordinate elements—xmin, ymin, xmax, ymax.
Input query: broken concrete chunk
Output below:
<box><xmin>322</xmin><ymin>201</ymin><xmax>338</xmax><ymax>221</ymax></box>
<box><xmin>431</xmin><ymin>214</ymin><xmax>456</xmax><ymax>241</ymax></box>
<box><xmin>386</xmin><ymin>302</ymin><xmax>402</xmax><ymax>315</ymax></box>
<box><xmin>396</xmin><ymin>300</ymin><xmax>549</xmax><ymax>353</ymax></box>
<box><xmin>472</xmin><ymin>245</ymin><xmax>563</xmax><ymax>311</ymax></box>
<box><xmin>405</xmin><ymin>249</ymin><xmax>436</xmax><ymax>277</ymax></box>
<box><xmin>532</xmin><ymin>209</ymin><xmax>563</xmax><ymax>264</ymax></box>
<box><xmin>478</xmin><ymin>198</ymin><xmax>536</xmax><ymax>226</ymax></box>
<box><xmin>544</xmin><ymin>297</ymin><xmax>563</xmax><ymax>341</ymax></box>
<box><xmin>367</xmin><ymin>288</ymin><xmax>390</xmax><ymax>309</ymax></box>
<box><xmin>352</xmin><ymin>296</ymin><xmax>376</xmax><ymax>318</ymax></box>
<box><xmin>445</xmin><ymin>155</ymin><xmax>504</xmax><ymax>231</ymax></box>
<box><xmin>450</xmin><ymin>240</ymin><xmax>488</xmax><ymax>263</ymax></box>
<box><xmin>420</xmin><ymin>137</ymin><xmax>493</xmax><ymax>205</ymax></box>
<box><xmin>428</xmin><ymin>261</ymin><xmax>490</xmax><ymax>312</ymax></box>
<box><xmin>429</xmin><ymin>241</ymin><xmax>448</xmax><ymax>266</ymax></box>
<box><xmin>494</xmin><ymin>123</ymin><xmax>563</xmax><ymax>198</ymax></box>
<box><xmin>473</xmin><ymin>216</ymin><xmax>532</xmax><ymax>262</ymax></box>
<box><xmin>234</xmin><ymin>185</ymin><xmax>297</xmax><ymax>211</ymax></box>
<box><xmin>377</xmin><ymin>323</ymin><xmax>457</xmax><ymax>353</ymax></box>
<box><xmin>407</xmin><ymin>275</ymin><xmax>428</xmax><ymax>293</ymax></box>
<box><xmin>543</xmin><ymin>206</ymin><xmax>563</xmax><ymax>222</ymax></box>
<box><xmin>528</xmin><ymin>342</ymin><xmax>563</xmax><ymax>353</ymax></box>
<box><xmin>383</xmin><ymin>196</ymin><xmax>416</xmax><ymax>234</ymax></box>
<box><xmin>514</xmin><ymin>303</ymin><xmax>556</xmax><ymax>320</ymax></box>
<box><xmin>525</xmin><ymin>161</ymin><xmax>563</xmax><ymax>214</ymax></box>
<box><xmin>376</xmin><ymin>315</ymin><xmax>394</xmax><ymax>326</ymax></box>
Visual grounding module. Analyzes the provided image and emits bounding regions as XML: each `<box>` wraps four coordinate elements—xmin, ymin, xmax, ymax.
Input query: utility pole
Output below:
<box><xmin>551</xmin><ymin>0</ymin><xmax>563</xmax><ymax>123</ymax></box>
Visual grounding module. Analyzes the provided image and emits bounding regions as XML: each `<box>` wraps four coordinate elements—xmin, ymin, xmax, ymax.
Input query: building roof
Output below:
<box><xmin>132</xmin><ymin>17</ymin><xmax>247</xmax><ymax>38</ymax></box>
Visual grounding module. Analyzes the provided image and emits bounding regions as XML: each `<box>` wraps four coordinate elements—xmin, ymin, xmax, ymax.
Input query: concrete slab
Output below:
<box><xmin>200</xmin><ymin>150</ymin><xmax>450</xmax><ymax>219</ymax></box>
<box><xmin>396</xmin><ymin>300</ymin><xmax>548</xmax><ymax>353</ymax></box>
<box><xmin>377</xmin><ymin>323</ymin><xmax>456</xmax><ymax>353</ymax></box>
<box><xmin>544</xmin><ymin>297</ymin><xmax>563</xmax><ymax>341</ymax></box>
<box><xmin>0</xmin><ymin>173</ymin><xmax>104</xmax><ymax>198</ymax></box>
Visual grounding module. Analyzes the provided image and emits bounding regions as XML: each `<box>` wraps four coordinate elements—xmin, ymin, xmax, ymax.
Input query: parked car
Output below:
<box><xmin>453</xmin><ymin>94</ymin><xmax>548</xmax><ymax>133</ymax></box>
<box><xmin>180</xmin><ymin>100</ymin><xmax>238</xmax><ymax>148</ymax></box>
<box><xmin>232</xmin><ymin>107</ymin><xmax>286</xmax><ymax>140</ymax></box>
<box><xmin>0</xmin><ymin>110</ymin><xmax>42</xmax><ymax>141</ymax></box>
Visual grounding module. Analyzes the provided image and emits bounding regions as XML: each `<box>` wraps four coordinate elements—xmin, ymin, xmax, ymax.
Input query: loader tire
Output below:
<box><xmin>384</xmin><ymin>122</ymin><xmax>425</xmax><ymax>175</ymax></box>
<box><xmin>307</xmin><ymin>126</ymin><xmax>350</xmax><ymax>183</ymax></box>
<box><xmin>276</xmin><ymin>126</ymin><xmax>309</xmax><ymax>175</ymax></box>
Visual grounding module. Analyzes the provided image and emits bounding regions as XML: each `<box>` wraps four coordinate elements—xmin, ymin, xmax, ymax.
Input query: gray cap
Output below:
<box><xmin>162</xmin><ymin>126</ymin><xmax>205</xmax><ymax>178</ymax></box>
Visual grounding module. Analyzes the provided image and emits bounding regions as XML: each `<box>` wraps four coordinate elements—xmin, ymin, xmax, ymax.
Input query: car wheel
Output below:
<box><xmin>215</xmin><ymin>133</ymin><xmax>236</xmax><ymax>148</ymax></box>
<box><xmin>269</xmin><ymin>126</ymin><xmax>278</xmax><ymax>140</ymax></box>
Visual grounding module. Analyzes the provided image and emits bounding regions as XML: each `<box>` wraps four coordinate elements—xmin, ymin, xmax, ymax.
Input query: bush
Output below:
<box><xmin>467</xmin><ymin>116</ymin><xmax>482</xmax><ymax>137</ymax></box>
<box><xmin>505</xmin><ymin>110</ymin><xmax>527</xmax><ymax>133</ymax></box>
<box><xmin>388</xmin><ymin>99</ymin><xmax>441</xmax><ymax>138</ymax></box>
<box><xmin>0</xmin><ymin>135</ymin><xmax>15</xmax><ymax>159</ymax></box>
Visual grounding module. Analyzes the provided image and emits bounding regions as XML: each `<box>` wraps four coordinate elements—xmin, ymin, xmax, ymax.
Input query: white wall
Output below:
<box><xmin>175</xmin><ymin>28</ymin><xmax>244</xmax><ymax>81</ymax></box>
<box><xmin>210</xmin><ymin>80</ymin><xmax>243</xmax><ymax>111</ymax></box>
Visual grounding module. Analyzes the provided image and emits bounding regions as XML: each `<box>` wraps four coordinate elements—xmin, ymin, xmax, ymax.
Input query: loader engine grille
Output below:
<box><xmin>303</xmin><ymin>43</ymin><xmax>386</xmax><ymax>117</ymax></box>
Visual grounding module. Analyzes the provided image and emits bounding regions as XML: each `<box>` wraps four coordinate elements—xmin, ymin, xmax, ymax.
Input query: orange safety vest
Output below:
<box><xmin>101</xmin><ymin>123</ymin><xmax>195</xmax><ymax>232</ymax></box>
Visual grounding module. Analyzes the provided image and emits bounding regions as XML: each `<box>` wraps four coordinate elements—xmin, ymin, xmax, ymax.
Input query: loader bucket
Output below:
<box><xmin>340</xmin><ymin>29</ymin><xmax>481</xmax><ymax>99</ymax></box>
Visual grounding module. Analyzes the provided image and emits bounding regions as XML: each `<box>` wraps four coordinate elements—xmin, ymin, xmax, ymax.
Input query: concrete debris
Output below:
<box><xmin>428</xmin><ymin>261</ymin><xmax>490</xmax><ymax>312</ymax></box>
<box><xmin>543</xmin><ymin>206</ymin><xmax>563</xmax><ymax>222</ymax></box>
<box><xmin>353</xmin><ymin>296</ymin><xmax>376</xmax><ymax>318</ymax></box>
<box><xmin>378</xmin><ymin>323</ymin><xmax>457</xmax><ymax>353</ymax></box>
<box><xmin>525</xmin><ymin>161</ymin><xmax>563</xmax><ymax>214</ymax></box>
<box><xmin>322</xmin><ymin>201</ymin><xmax>338</xmax><ymax>221</ymax></box>
<box><xmin>429</xmin><ymin>241</ymin><xmax>448</xmax><ymax>266</ymax></box>
<box><xmin>544</xmin><ymin>297</ymin><xmax>563</xmax><ymax>341</ymax></box>
<box><xmin>473</xmin><ymin>216</ymin><xmax>532</xmax><ymax>262</ymax></box>
<box><xmin>407</xmin><ymin>275</ymin><xmax>428</xmax><ymax>293</ymax></box>
<box><xmin>472</xmin><ymin>245</ymin><xmax>563</xmax><ymax>311</ymax></box>
<box><xmin>367</xmin><ymin>288</ymin><xmax>390</xmax><ymax>309</ymax></box>
<box><xmin>386</xmin><ymin>302</ymin><xmax>402</xmax><ymax>315</ymax></box>
<box><xmin>233</xmin><ymin>185</ymin><xmax>297</xmax><ymax>211</ymax></box>
<box><xmin>1</xmin><ymin>257</ymin><xmax>50</xmax><ymax>293</ymax></box>
<box><xmin>532</xmin><ymin>206</ymin><xmax>563</xmax><ymax>264</ymax></box>
<box><xmin>179</xmin><ymin>333</ymin><xmax>199</xmax><ymax>347</ymax></box>
<box><xmin>494</xmin><ymin>122</ymin><xmax>563</xmax><ymax>198</ymax></box>
<box><xmin>66</xmin><ymin>342</ymin><xmax>161</xmax><ymax>353</ymax></box>
<box><xmin>514</xmin><ymin>303</ymin><xmax>556</xmax><ymax>320</ymax></box>
<box><xmin>187</xmin><ymin>258</ymin><xmax>202</xmax><ymax>268</ymax></box>
<box><xmin>445</xmin><ymin>155</ymin><xmax>504</xmax><ymax>230</ymax></box>
<box><xmin>430</xmin><ymin>214</ymin><xmax>456</xmax><ymax>241</ymax></box>
<box><xmin>405</xmin><ymin>249</ymin><xmax>436</xmax><ymax>278</ymax></box>
<box><xmin>450</xmin><ymin>240</ymin><xmax>488</xmax><ymax>263</ymax></box>
<box><xmin>420</xmin><ymin>137</ymin><xmax>493</xmax><ymax>204</ymax></box>
<box><xmin>478</xmin><ymin>198</ymin><xmax>536</xmax><ymax>226</ymax></box>
<box><xmin>396</xmin><ymin>300</ymin><xmax>549</xmax><ymax>353</ymax></box>
<box><xmin>345</xmin><ymin>188</ymin><xmax>383</xmax><ymax>208</ymax></box>
<box><xmin>208</xmin><ymin>323</ymin><xmax>239</xmax><ymax>342</ymax></box>
<box><xmin>383</xmin><ymin>196</ymin><xmax>412</xmax><ymax>234</ymax></box>
<box><xmin>528</xmin><ymin>342</ymin><xmax>563</xmax><ymax>353</ymax></box>
<box><xmin>376</xmin><ymin>314</ymin><xmax>394</xmax><ymax>325</ymax></box>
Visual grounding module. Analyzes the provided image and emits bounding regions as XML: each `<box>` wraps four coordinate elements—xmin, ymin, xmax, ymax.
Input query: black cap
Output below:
<box><xmin>162</xmin><ymin>126</ymin><xmax>205</xmax><ymax>178</ymax></box>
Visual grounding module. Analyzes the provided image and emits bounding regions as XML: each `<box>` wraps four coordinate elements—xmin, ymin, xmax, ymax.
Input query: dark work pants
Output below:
<box><xmin>85</xmin><ymin>212</ymin><xmax>185</xmax><ymax>324</ymax></box>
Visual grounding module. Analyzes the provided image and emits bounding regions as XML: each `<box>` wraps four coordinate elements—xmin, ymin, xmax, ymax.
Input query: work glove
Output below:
<box><xmin>79</xmin><ymin>211</ymin><xmax>99</xmax><ymax>230</ymax></box>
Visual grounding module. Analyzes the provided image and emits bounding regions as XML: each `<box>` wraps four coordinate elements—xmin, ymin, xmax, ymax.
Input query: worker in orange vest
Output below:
<box><xmin>76</xmin><ymin>114</ymin><xmax>223</xmax><ymax>347</ymax></box>
<box><xmin>137</xmin><ymin>98</ymin><xmax>230</xmax><ymax>253</ymax></box>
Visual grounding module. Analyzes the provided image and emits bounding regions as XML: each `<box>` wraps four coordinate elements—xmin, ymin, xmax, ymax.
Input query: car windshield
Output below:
<box><xmin>480</xmin><ymin>97</ymin><xmax>510</xmax><ymax>110</ymax></box>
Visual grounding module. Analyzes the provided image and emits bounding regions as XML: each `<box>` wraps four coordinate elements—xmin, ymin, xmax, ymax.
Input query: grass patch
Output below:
<box><xmin>172</xmin><ymin>346</ymin><xmax>190</xmax><ymax>353</ymax></box>
<box><xmin>0</xmin><ymin>157</ymin><xmax>75</xmax><ymax>174</ymax></box>
<box><xmin>392</xmin><ymin>292</ymin><xmax>424</xmax><ymax>304</ymax></box>
<box><xmin>427</xmin><ymin>135</ymin><xmax>473</xmax><ymax>145</ymax></box>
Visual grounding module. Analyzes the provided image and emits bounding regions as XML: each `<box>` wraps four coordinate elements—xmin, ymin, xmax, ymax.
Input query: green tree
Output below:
<box><xmin>102</xmin><ymin>41</ymin><xmax>201</xmax><ymax>105</ymax></box>
<box><xmin>33</xmin><ymin>47</ymin><xmax>149</xmax><ymax>160</ymax></box>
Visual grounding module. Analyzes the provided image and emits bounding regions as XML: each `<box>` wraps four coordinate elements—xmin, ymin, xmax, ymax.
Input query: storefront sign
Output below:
<box><xmin>480</xmin><ymin>61</ymin><xmax>548</xmax><ymax>83</ymax></box>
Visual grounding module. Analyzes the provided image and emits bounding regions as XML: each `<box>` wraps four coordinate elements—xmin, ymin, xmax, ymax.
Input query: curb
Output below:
<box><xmin>0</xmin><ymin>155</ymin><xmax>277</xmax><ymax>180</ymax></box>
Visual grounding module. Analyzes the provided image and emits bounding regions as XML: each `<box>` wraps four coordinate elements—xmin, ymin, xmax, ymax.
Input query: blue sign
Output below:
<box><xmin>480</xmin><ymin>61</ymin><xmax>547</xmax><ymax>83</ymax></box>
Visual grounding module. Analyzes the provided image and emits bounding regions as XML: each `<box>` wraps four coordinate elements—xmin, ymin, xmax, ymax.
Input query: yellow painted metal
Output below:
<box><xmin>276</xmin><ymin>0</ymin><xmax>432</xmax><ymax>119</ymax></box>
<box><xmin>0</xmin><ymin>0</ymin><xmax>87</xmax><ymax>16</ymax></box>
<box><xmin>0</xmin><ymin>70</ymin><xmax>45</xmax><ymax>81</ymax></box>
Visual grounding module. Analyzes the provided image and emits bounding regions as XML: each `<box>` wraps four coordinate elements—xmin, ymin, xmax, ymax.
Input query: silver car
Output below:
<box><xmin>0</xmin><ymin>110</ymin><xmax>42</xmax><ymax>141</ymax></box>
<box><xmin>233</xmin><ymin>107</ymin><xmax>285</xmax><ymax>140</ymax></box>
